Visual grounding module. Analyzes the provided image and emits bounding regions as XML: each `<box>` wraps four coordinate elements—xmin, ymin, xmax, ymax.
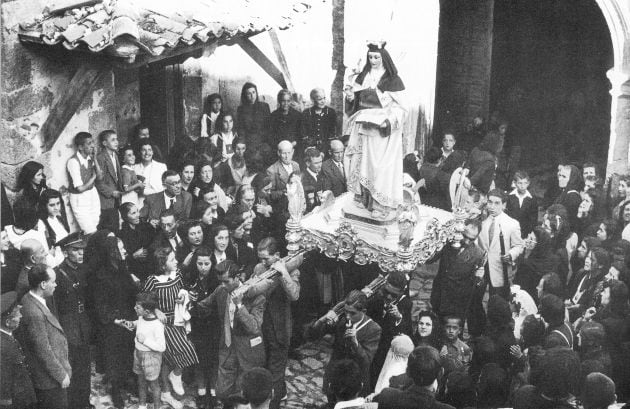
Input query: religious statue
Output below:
<box><xmin>344</xmin><ymin>41</ymin><xmax>407</xmax><ymax>220</ymax></box>
<box><xmin>286</xmin><ymin>172</ymin><xmax>306</xmax><ymax>222</ymax></box>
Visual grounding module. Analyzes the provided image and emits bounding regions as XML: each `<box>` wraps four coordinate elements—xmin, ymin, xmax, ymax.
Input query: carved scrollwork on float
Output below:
<box><xmin>297</xmin><ymin>215</ymin><xmax>461</xmax><ymax>273</ymax></box>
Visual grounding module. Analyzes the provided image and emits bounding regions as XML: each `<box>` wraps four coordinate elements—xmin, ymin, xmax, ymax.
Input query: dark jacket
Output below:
<box><xmin>375</xmin><ymin>384</ymin><xmax>455</xmax><ymax>409</ymax></box>
<box><xmin>118</xmin><ymin>222</ymin><xmax>156</xmax><ymax>281</ymax></box>
<box><xmin>320</xmin><ymin>159</ymin><xmax>347</xmax><ymax>197</ymax></box>
<box><xmin>431</xmin><ymin>242</ymin><xmax>486</xmax><ymax>318</ymax></box>
<box><xmin>140</xmin><ymin>190</ymin><xmax>193</xmax><ymax>222</ymax></box>
<box><xmin>306</xmin><ymin>315</ymin><xmax>381</xmax><ymax>397</ymax></box>
<box><xmin>1</xmin><ymin>331</ymin><xmax>36</xmax><ymax>407</ymax></box>
<box><xmin>268</xmin><ymin>108</ymin><xmax>301</xmax><ymax>147</ymax></box>
<box><xmin>300</xmin><ymin>106</ymin><xmax>338</xmax><ymax>152</ymax></box>
<box><xmin>301</xmin><ymin>170</ymin><xmax>323</xmax><ymax>212</ymax></box>
<box><xmin>53</xmin><ymin>261</ymin><xmax>92</xmax><ymax>346</ymax></box>
<box><xmin>506</xmin><ymin>192</ymin><xmax>539</xmax><ymax>238</ymax></box>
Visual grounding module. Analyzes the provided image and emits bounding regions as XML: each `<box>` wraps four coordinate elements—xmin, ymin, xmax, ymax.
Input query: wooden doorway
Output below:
<box><xmin>139</xmin><ymin>64</ymin><xmax>184</xmax><ymax>160</ymax></box>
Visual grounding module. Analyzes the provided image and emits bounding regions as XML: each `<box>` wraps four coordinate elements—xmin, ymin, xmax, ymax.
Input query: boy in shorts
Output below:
<box><xmin>131</xmin><ymin>292</ymin><xmax>167</xmax><ymax>409</ymax></box>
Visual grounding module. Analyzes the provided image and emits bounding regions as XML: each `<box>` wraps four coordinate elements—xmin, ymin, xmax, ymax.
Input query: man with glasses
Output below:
<box><xmin>430</xmin><ymin>218</ymin><xmax>486</xmax><ymax>328</ymax></box>
<box><xmin>141</xmin><ymin>170</ymin><xmax>192</xmax><ymax>224</ymax></box>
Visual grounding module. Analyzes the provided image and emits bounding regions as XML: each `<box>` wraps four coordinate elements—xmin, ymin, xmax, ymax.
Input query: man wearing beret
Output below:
<box><xmin>54</xmin><ymin>233</ymin><xmax>94</xmax><ymax>409</ymax></box>
<box><xmin>0</xmin><ymin>291</ymin><xmax>37</xmax><ymax>408</ymax></box>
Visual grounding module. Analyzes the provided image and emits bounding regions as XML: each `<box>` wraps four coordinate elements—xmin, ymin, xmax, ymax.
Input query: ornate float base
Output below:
<box><xmin>291</xmin><ymin>192</ymin><xmax>459</xmax><ymax>273</ymax></box>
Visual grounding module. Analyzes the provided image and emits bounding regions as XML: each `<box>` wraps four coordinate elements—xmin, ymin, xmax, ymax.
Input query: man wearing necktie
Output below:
<box><xmin>194</xmin><ymin>260</ymin><xmax>266</xmax><ymax>402</ymax></box>
<box><xmin>470</xmin><ymin>189</ymin><xmax>524</xmax><ymax>337</ymax></box>
<box><xmin>320</xmin><ymin>139</ymin><xmax>348</xmax><ymax>197</ymax></box>
<box><xmin>95</xmin><ymin>130</ymin><xmax>123</xmax><ymax>232</ymax></box>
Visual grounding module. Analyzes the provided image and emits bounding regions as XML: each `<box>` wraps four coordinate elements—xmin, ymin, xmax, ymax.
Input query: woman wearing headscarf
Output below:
<box><xmin>554</xmin><ymin>164</ymin><xmax>582</xmax><ymax>230</ymax></box>
<box><xmin>374</xmin><ymin>335</ymin><xmax>414</xmax><ymax>394</ymax></box>
<box><xmin>344</xmin><ymin>41</ymin><xmax>407</xmax><ymax>220</ymax></box>
<box><xmin>236</xmin><ymin>82</ymin><xmax>271</xmax><ymax>151</ymax></box>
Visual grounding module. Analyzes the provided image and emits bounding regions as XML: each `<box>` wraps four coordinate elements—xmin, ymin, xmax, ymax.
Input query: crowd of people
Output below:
<box><xmin>1</xmin><ymin>50</ymin><xmax>630</xmax><ymax>409</ymax></box>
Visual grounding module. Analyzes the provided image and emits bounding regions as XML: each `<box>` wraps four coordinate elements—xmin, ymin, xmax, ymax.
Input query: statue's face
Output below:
<box><xmin>368</xmin><ymin>52</ymin><xmax>383</xmax><ymax>69</ymax></box>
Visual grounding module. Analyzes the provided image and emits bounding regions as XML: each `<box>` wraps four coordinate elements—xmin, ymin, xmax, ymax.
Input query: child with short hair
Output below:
<box><xmin>506</xmin><ymin>171</ymin><xmax>538</xmax><ymax>238</ymax></box>
<box><xmin>440</xmin><ymin>316</ymin><xmax>472</xmax><ymax>369</ymax></box>
<box><xmin>131</xmin><ymin>292</ymin><xmax>166</xmax><ymax>409</ymax></box>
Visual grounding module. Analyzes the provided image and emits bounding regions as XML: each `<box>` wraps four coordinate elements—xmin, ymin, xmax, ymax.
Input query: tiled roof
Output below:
<box><xmin>19</xmin><ymin>0</ymin><xmax>319</xmax><ymax>62</ymax></box>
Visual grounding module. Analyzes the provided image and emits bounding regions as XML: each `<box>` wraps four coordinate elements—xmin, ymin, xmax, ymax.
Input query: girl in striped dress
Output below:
<box><xmin>144</xmin><ymin>247</ymin><xmax>198</xmax><ymax>406</ymax></box>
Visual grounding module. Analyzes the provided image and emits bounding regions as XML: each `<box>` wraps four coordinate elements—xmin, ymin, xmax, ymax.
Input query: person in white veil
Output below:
<box><xmin>510</xmin><ymin>284</ymin><xmax>538</xmax><ymax>340</ymax></box>
<box><xmin>374</xmin><ymin>334</ymin><xmax>414</xmax><ymax>394</ymax></box>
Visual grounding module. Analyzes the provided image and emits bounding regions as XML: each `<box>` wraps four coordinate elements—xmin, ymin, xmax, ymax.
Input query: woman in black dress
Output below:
<box><xmin>118</xmin><ymin>202</ymin><xmax>156</xmax><ymax>282</ymax></box>
<box><xmin>92</xmin><ymin>235</ymin><xmax>137</xmax><ymax>409</ymax></box>
<box><xmin>236</xmin><ymin>82</ymin><xmax>270</xmax><ymax>151</ymax></box>
<box><xmin>413</xmin><ymin>310</ymin><xmax>442</xmax><ymax>349</ymax></box>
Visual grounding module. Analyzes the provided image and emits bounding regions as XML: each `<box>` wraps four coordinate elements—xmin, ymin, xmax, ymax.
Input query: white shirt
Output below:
<box><xmin>164</xmin><ymin>192</ymin><xmax>176</xmax><ymax>209</ymax></box>
<box><xmin>109</xmin><ymin>151</ymin><xmax>118</xmax><ymax>178</ymax></box>
<box><xmin>46</xmin><ymin>217</ymin><xmax>69</xmax><ymax>243</ymax></box>
<box><xmin>29</xmin><ymin>290</ymin><xmax>49</xmax><ymax>311</ymax></box>
<box><xmin>333</xmin><ymin>159</ymin><xmax>345</xmax><ymax>175</ymax></box>
<box><xmin>134</xmin><ymin>160</ymin><xmax>167</xmax><ymax>195</ymax></box>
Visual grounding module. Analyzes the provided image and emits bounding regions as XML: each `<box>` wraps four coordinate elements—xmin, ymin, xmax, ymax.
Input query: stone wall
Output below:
<box><xmin>1</xmin><ymin>0</ymin><xmax>117</xmax><ymax>229</ymax></box>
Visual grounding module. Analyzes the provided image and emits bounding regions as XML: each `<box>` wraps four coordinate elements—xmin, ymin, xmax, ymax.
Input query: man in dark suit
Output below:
<box><xmin>1</xmin><ymin>291</ymin><xmax>37</xmax><ymax>409</ymax></box>
<box><xmin>19</xmin><ymin>264</ymin><xmax>72</xmax><ymax>409</ymax></box>
<box><xmin>301</xmin><ymin>148</ymin><xmax>324</xmax><ymax>212</ymax></box>
<box><xmin>320</xmin><ymin>139</ymin><xmax>347</xmax><ymax>197</ymax></box>
<box><xmin>141</xmin><ymin>170</ymin><xmax>192</xmax><ymax>224</ymax></box>
<box><xmin>305</xmin><ymin>290</ymin><xmax>381</xmax><ymax>400</ymax></box>
<box><xmin>195</xmin><ymin>260</ymin><xmax>267</xmax><ymax>401</ymax></box>
<box><xmin>247</xmin><ymin>238</ymin><xmax>302</xmax><ymax>409</ymax></box>
<box><xmin>148</xmin><ymin>209</ymin><xmax>182</xmax><ymax>272</ymax></box>
<box><xmin>266</xmin><ymin>140</ymin><xmax>300</xmax><ymax>201</ymax></box>
<box><xmin>54</xmin><ymin>233</ymin><xmax>93</xmax><ymax>409</ymax></box>
<box><xmin>95</xmin><ymin>130</ymin><xmax>123</xmax><ymax>231</ymax></box>
<box><xmin>373</xmin><ymin>346</ymin><xmax>455</xmax><ymax>409</ymax></box>
<box><xmin>430</xmin><ymin>219</ymin><xmax>486</xmax><ymax>328</ymax></box>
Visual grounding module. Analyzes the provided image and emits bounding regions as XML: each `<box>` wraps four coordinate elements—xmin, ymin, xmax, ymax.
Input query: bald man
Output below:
<box><xmin>15</xmin><ymin>239</ymin><xmax>48</xmax><ymax>300</ymax></box>
<box><xmin>320</xmin><ymin>139</ymin><xmax>347</xmax><ymax>197</ymax></box>
<box><xmin>266</xmin><ymin>140</ymin><xmax>300</xmax><ymax>201</ymax></box>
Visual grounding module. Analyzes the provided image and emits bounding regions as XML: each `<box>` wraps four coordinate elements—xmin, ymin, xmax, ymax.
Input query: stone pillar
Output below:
<box><xmin>605</xmin><ymin>69</ymin><xmax>630</xmax><ymax>177</ymax></box>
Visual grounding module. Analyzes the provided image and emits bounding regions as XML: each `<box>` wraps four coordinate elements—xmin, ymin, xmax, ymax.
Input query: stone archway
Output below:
<box><xmin>594</xmin><ymin>0</ymin><xmax>630</xmax><ymax>176</ymax></box>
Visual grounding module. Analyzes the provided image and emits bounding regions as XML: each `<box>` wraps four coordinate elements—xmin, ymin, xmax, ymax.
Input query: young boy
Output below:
<box><xmin>130</xmin><ymin>292</ymin><xmax>167</xmax><ymax>409</ymax></box>
<box><xmin>506</xmin><ymin>171</ymin><xmax>538</xmax><ymax>238</ymax></box>
<box><xmin>440</xmin><ymin>316</ymin><xmax>472</xmax><ymax>369</ymax></box>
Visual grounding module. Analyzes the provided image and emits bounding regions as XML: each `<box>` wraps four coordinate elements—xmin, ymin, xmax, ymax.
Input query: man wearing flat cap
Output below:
<box><xmin>53</xmin><ymin>233</ymin><xmax>94</xmax><ymax>409</ymax></box>
<box><xmin>0</xmin><ymin>291</ymin><xmax>37</xmax><ymax>409</ymax></box>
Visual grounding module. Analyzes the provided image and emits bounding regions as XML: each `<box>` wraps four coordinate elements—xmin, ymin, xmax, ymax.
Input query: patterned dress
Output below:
<box><xmin>144</xmin><ymin>271</ymin><xmax>199</xmax><ymax>368</ymax></box>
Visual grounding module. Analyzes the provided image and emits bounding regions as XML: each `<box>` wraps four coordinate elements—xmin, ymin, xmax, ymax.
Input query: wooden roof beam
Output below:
<box><xmin>41</xmin><ymin>64</ymin><xmax>109</xmax><ymax>151</ymax></box>
<box><xmin>268</xmin><ymin>29</ymin><xmax>295</xmax><ymax>92</ymax></box>
<box><xmin>237</xmin><ymin>37</ymin><xmax>288</xmax><ymax>90</ymax></box>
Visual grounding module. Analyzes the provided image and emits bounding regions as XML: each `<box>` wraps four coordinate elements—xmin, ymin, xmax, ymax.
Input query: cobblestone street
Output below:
<box><xmin>89</xmin><ymin>264</ymin><xmax>437</xmax><ymax>408</ymax></box>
